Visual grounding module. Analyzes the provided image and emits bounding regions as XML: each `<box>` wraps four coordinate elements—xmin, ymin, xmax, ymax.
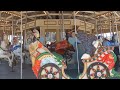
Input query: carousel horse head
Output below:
<box><xmin>0</xmin><ymin>41</ymin><xmax>7</xmax><ymax>50</ymax></box>
<box><xmin>32</xmin><ymin>29</ymin><xmax>40</xmax><ymax>39</ymax></box>
<box><xmin>0</xmin><ymin>32</ymin><xmax>9</xmax><ymax>50</ymax></box>
<box><xmin>0</xmin><ymin>41</ymin><xmax>7</xmax><ymax>55</ymax></box>
<box><xmin>3</xmin><ymin>32</ymin><xmax>9</xmax><ymax>45</ymax></box>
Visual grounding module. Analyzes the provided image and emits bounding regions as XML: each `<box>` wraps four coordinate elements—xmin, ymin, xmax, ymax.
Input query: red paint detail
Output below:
<box><xmin>97</xmin><ymin>52</ymin><xmax>115</xmax><ymax>70</ymax></box>
<box><xmin>32</xmin><ymin>60</ymin><xmax>41</xmax><ymax>78</ymax></box>
<box><xmin>36</xmin><ymin>52</ymin><xmax>41</xmax><ymax>57</ymax></box>
<box><xmin>38</xmin><ymin>42</ymin><xmax>43</xmax><ymax>48</ymax></box>
<box><xmin>55</xmin><ymin>40</ymin><xmax>69</xmax><ymax>51</ymax></box>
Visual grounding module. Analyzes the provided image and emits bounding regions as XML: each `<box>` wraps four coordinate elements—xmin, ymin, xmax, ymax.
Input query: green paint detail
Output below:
<box><xmin>36</xmin><ymin>52</ymin><xmax>50</xmax><ymax>60</ymax></box>
<box><xmin>109</xmin><ymin>52</ymin><xmax>120</xmax><ymax>78</ymax></box>
<box><xmin>52</xmin><ymin>52</ymin><xmax>63</xmax><ymax>65</ymax></box>
<box><xmin>111</xmin><ymin>52</ymin><xmax>117</xmax><ymax>63</ymax></box>
<box><xmin>36</xmin><ymin>52</ymin><xmax>63</xmax><ymax>66</ymax></box>
<box><xmin>110</xmin><ymin>69</ymin><xmax>120</xmax><ymax>78</ymax></box>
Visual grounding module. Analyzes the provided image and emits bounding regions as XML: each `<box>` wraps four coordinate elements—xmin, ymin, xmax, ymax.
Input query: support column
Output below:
<box><xmin>41</xmin><ymin>27</ymin><xmax>45</xmax><ymax>45</ymax></box>
<box><xmin>20</xmin><ymin>11</ymin><xmax>23</xmax><ymax>79</ymax></box>
<box><xmin>56</xmin><ymin>29</ymin><xmax>60</xmax><ymax>42</ymax></box>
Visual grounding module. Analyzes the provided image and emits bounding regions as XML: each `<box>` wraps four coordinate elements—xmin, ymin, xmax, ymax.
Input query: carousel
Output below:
<box><xmin>0</xmin><ymin>11</ymin><xmax>120</xmax><ymax>79</ymax></box>
<box><xmin>27</xmin><ymin>11</ymin><xmax>120</xmax><ymax>79</ymax></box>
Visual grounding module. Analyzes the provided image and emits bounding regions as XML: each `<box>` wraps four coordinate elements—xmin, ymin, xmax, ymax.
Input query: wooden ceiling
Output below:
<box><xmin>0</xmin><ymin>11</ymin><xmax>120</xmax><ymax>33</ymax></box>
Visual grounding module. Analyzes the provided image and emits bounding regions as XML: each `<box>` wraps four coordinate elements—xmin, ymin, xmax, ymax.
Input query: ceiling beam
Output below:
<box><xmin>95</xmin><ymin>11</ymin><xmax>108</xmax><ymax>19</ymax></box>
<box><xmin>6</xmin><ymin>11</ymin><xmax>34</xmax><ymax>21</ymax></box>
<box><xmin>114</xmin><ymin>11</ymin><xmax>120</xmax><ymax>17</ymax></box>
<box><xmin>45</xmin><ymin>11</ymin><xmax>52</xmax><ymax>19</ymax></box>
<box><xmin>81</xmin><ymin>11</ymin><xmax>94</xmax><ymax>13</ymax></box>
<box><xmin>22</xmin><ymin>11</ymin><xmax>36</xmax><ymax>13</ymax></box>
<box><xmin>17</xmin><ymin>14</ymin><xmax>46</xmax><ymax>22</ymax></box>
<box><xmin>75</xmin><ymin>11</ymin><xmax>80</xmax><ymax>15</ymax></box>
<box><xmin>94</xmin><ymin>11</ymin><xmax>110</xmax><ymax>17</ymax></box>
<box><xmin>6</xmin><ymin>15</ymin><xmax>12</xmax><ymax>20</ymax></box>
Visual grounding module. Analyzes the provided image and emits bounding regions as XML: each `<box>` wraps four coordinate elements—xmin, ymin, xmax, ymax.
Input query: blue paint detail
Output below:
<box><xmin>11</xmin><ymin>45</ymin><xmax>21</xmax><ymax>51</ymax></box>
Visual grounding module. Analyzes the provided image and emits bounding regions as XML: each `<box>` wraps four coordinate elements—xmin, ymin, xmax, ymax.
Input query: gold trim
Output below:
<box><xmin>79</xmin><ymin>62</ymin><xmax>87</xmax><ymax>79</ymax></box>
<box><xmin>62</xmin><ymin>66</ymin><xmax>70</xmax><ymax>79</ymax></box>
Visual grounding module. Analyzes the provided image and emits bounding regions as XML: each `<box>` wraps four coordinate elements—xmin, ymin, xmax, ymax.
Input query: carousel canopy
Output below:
<box><xmin>0</xmin><ymin>11</ymin><xmax>120</xmax><ymax>34</ymax></box>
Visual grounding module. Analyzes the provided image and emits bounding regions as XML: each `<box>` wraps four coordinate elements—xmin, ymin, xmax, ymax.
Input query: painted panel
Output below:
<box><xmin>44</xmin><ymin>21</ymin><xmax>57</xmax><ymax>25</ymax></box>
<box><xmin>58</xmin><ymin>20</ymin><xmax>71</xmax><ymax>25</ymax></box>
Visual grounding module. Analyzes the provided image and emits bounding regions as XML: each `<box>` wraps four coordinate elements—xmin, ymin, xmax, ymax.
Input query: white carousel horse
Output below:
<box><xmin>12</xmin><ymin>43</ymin><xmax>25</xmax><ymax>63</ymax></box>
<box><xmin>0</xmin><ymin>40</ymin><xmax>13</xmax><ymax>67</ymax></box>
<box><xmin>11</xmin><ymin>36</ymin><xmax>26</xmax><ymax>63</ymax></box>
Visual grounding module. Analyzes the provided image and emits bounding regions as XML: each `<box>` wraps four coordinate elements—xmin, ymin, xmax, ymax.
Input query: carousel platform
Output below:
<box><xmin>0</xmin><ymin>60</ymin><xmax>20</xmax><ymax>79</ymax></box>
<box><xmin>22</xmin><ymin>64</ymin><xmax>36</xmax><ymax>79</ymax></box>
<box><xmin>0</xmin><ymin>60</ymin><xmax>35</xmax><ymax>79</ymax></box>
<box><xmin>0</xmin><ymin>59</ymin><xmax>120</xmax><ymax>79</ymax></box>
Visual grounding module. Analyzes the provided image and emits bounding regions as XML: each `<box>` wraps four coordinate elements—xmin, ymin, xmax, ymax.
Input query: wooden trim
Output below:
<box><xmin>58</xmin><ymin>20</ymin><xmax>71</xmax><ymax>25</ymax></box>
<box><xmin>45</xmin><ymin>29</ymin><xmax>56</xmax><ymax>32</ymax></box>
<box><xmin>28</xmin><ymin>22</ymin><xmax>36</xmax><ymax>27</ymax></box>
<box><xmin>44</xmin><ymin>21</ymin><xmax>57</xmax><ymax>25</ymax></box>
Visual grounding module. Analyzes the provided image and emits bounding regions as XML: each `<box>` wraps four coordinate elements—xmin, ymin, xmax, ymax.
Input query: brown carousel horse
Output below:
<box><xmin>46</xmin><ymin>40</ymin><xmax>75</xmax><ymax>64</ymax></box>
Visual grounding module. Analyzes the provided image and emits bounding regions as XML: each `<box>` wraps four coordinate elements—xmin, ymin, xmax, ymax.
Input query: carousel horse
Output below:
<box><xmin>29</xmin><ymin>29</ymin><xmax>64</xmax><ymax>78</ymax></box>
<box><xmin>46</xmin><ymin>39</ymin><xmax>75</xmax><ymax>64</ymax></box>
<box><xmin>61</xmin><ymin>39</ymin><xmax>118</xmax><ymax>79</ymax></box>
<box><xmin>55</xmin><ymin>40</ymin><xmax>75</xmax><ymax>64</ymax></box>
<box><xmin>11</xmin><ymin>37</ymin><xmax>21</xmax><ymax>56</ymax></box>
<box><xmin>0</xmin><ymin>33</ymin><xmax>12</xmax><ymax>67</ymax></box>
<box><xmin>63</xmin><ymin>31</ymin><xmax>119</xmax><ymax>79</ymax></box>
<box><xmin>79</xmin><ymin>39</ymin><xmax>120</xmax><ymax>79</ymax></box>
<box><xmin>11</xmin><ymin>37</ymin><xmax>25</xmax><ymax>65</ymax></box>
<box><xmin>61</xmin><ymin>31</ymin><xmax>97</xmax><ymax>73</ymax></box>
